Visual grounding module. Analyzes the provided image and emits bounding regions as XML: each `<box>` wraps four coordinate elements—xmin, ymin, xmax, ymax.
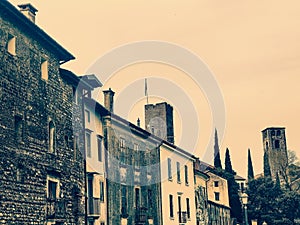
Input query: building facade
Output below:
<box><xmin>0</xmin><ymin>2</ymin><xmax>86</xmax><ymax>224</ymax></box>
<box><xmin>85</xmin><ymin>90</ymin><xmax>162</xmax><ymax>225</ymax></box>
<box><xmin>160</xmin><ymin>142</ymin><xmax>197</xmax><ymax>225</ymax></box>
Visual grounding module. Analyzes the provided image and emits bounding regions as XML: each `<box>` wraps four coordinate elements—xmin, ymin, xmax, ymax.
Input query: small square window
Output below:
<box><xmin>7</xmin><ymin>34</ymin><xmax>16</xmax><ymax>55</ymax></box>
<box><xmin>214</xmin><ymin>181</ymin><xmax>219</xmax><ymax>187</ymax></box>
<box><xmin>41</xmin><ymin>58</ymin><xmax>48</xmax><ymax>80</ymax></box>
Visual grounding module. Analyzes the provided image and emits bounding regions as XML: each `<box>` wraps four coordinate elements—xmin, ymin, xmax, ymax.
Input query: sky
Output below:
<box><xmin>9</xmin><ymin>0</ymin><xmax>300</xmax><ymax>178</ymax></box>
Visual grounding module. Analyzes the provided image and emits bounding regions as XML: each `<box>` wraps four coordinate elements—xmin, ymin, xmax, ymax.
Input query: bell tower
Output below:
<box><xmin>262</xmin><ymin>127</ymin><xmax>288</xmax><ymax>181</ymax></box>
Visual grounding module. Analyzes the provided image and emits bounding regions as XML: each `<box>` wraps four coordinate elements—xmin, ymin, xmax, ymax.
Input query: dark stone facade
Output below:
<box><xmin>0</xmin><ymin>2</ymin><xmax>86</xmax><ymax>224</ymax></box>
<box><xmin>103</xmin><ymin>112</ymin><xmax>162</xmax><ymax>225</ymax></box>
<box><xmin>145</xmin><ymin>103</ymin><xmax>174</xmax><ymax>144</ymax></box>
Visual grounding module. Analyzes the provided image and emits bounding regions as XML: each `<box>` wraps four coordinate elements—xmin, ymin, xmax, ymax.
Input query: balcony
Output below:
<box><xmin>87</xmin><ymin>198</ymin><xmax>101</xmax><ymax>218</ymax></box>
<box><xmin>179</xmin><ymin>211</ymin><xmax>187</xmax><ymax>223</ymax></box>
<box><xmin>46</xmin><ymin>199</ymin><xmax>66</xmax><ymax>220</ymax></box>
<box><xmin>135</xmin><ymin>207</ymin><xmax>148</xmax><ymax>225</ymax></box>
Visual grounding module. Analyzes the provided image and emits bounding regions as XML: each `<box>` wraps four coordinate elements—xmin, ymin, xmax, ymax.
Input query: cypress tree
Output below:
<box><xmin>214</xmin><ymin>128</ymin><xmax>222</xmax><ymax>169</ymax></box>
<box><xmin>225</xmin><ymin>148</ymin><xmax>234</xmax><ymax>174</ymax></box>
<box><xmin>248</xmin><ymin>148</ymin><xmax>254</xmax><ymax>180</ymax></box>
<box><xmin>264</xmin><ymin>151</ymin><xmax>271</xmax><ymax>177</ymax></box>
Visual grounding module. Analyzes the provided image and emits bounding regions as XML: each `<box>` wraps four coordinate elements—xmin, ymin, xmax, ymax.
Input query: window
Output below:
<box><xmin>214</xmin><ymin>192</ymin><xmax>220</xmax><ymax>201</ymax></box>
<box><xmin>41</xmin><ymin>58</ymin><xmax>48</xmax><ymax>80</ymax></box>
<box><xmin>168</xmin><ymin>158</ymin><xmax>172</xmax><ymax>180</ymax></box>
<box><xmin>85</xmin><ymin>110</ymin><xmax>90</xmax><ymax>123</ymax></box>
<box><xmin>271</xmin><ymin>130</ymin><xmax>275</xmax><ymax>136</ymax></box>
<box><xmin>135</xmin><ymin>188</ymin><xmax>140</xmax><ymax>208</ymax></box>
<box><xmin>14</xmin><ymin>115</ymin><xmax>23</xmax><ymax>142</ymax></box>
<box><xmin>274</xmin><ymin>140</ymin><xmax>280</xmax><ymax>148</ymax></box>
<box><xmin>120</xmin><ymin>138</ymin><xmax>125</xmax><ymax>162</ymax></box>
<box><xmin>214</xmin><ymin>181</ymin><xmax>219</xmax><ymax>187</ymax></box>
<box><xmin>97</xmin><ymin>136</ymin><xmax>103</xmax><ymax>162</ymax></box>
<box><xmin>100</xmin><ymin>181</ymin><xmax>104</xmax><ymax>202</ymax></box>
<box><xmin>49</xmin><ymin>121</ymin><xmax>55</xmax><ymax>153</ymax></box>
<box><xmin>169</xmin><ymin>195</ymin><xmax>174</xmax><ymax>218</ymax></box>
<box><xmin>184</xmin><ymin>165</ymin><xmax>188</xmax><ymax>185</ymax></box>
<box><xmin>85</xmin><ymin>131</ymin><xmax>91</xmax><ymax>158</ymax></box>
<box><xmin>121</xmin><ymin>185</ymin><xmax>127</xmax><ymax>216</ymax></box>
<box><xmin>7</xmin><ymin>34</ymin><xmax>16</xmax><ymax>55</ymax></box>
<box><xmin>266</xmin><ymin>141</ymin><xmax>269</xmax><ymax>150</ymax></box>
<box><xmin>148</xmin><ymin>189</ymin><xmax>153</xmax><ymax>209</ymax></box>
<box><xmin>277</xmin><ymin>130</ymin><xmax>281</xmax><ymax>136</ymax></box>
<box><xmin>47</xmin><ymin>179</ymin><xmax>58</xmax><ymax>200</ymax></box>
<box><xmin>100</xmin><ymin>223</ymin><xmax>105</xmax><ymax>225</ymax></box>
<box><xmin>186</xmin><ymin>198</ymin><xmax>190</xmax><ymax>219</ymax></box>
<box><xmin>178</xmin><ymin>196</ymin><xmax>182</xmax><ymax>222</ymax></box>
<box><xmin>177</xmin><ymin>162</ymin><xmax>181</xmax><ymax>183</ymax></box>
<box><xmin>120</xmin><ymin>138</ymin><xmax>125</xmax><ymax>148</ymax></box>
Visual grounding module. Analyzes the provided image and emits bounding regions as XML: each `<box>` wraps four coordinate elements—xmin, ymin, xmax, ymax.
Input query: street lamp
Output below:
<box><xmin>241</xmin><ymin>193</ymin><xmax>249</xmax><ymax>225</ymax></box>
<box><xmin>262</xmin><ymin>222</ymin><xmax>267</xmax><ymax>225</ymax></box>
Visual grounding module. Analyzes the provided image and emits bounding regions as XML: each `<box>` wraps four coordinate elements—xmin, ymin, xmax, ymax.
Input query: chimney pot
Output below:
<box><xmin>18</xmin><ymin>3</ymin><xmax>38</xmax><ymax>23</ymax></box>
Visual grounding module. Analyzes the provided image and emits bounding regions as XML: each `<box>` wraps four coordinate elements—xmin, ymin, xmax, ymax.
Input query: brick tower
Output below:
<box><xmin>145</xmin><ymin>102</ymin><xmax>174</xmax><ymax>144</ymax></box>
<box><xmin>262</xmin><ymin>127</ymin><xmax>288</xmax><ymax>181</ymax></box>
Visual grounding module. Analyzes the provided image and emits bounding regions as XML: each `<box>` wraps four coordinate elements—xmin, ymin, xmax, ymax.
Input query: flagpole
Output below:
<box><xmin>145</xmin><ymin>78</ymin><xmax>149</xmax><ymax>104</ymax></box>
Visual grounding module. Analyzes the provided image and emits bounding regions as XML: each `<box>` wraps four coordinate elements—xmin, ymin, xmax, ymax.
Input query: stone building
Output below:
<box><xmin>0</xmin><ymin>2</ymin><xmax>92</xmax><ymax>224</ymax></box>
<box><xmin>84</xmin><ymin>90</ymin><xmax>162</xmax><ymax>225</ymax></box>
<box><xmin>262</xmin><ymin>127</ymin><xmax>289</xmax><ymax>182</ymax></box>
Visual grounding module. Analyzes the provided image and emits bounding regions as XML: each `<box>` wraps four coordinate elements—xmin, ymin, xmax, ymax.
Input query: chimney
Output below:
<box><xmin>137</xmin><ymin>118</ymin><xmax>140</xmax><ymax>127</ymax></box>
<box><xmin>18</xmin><ymin>4</ymin><xmax>38</xmax><ymax>23</ymax></box>
<box><xmin>103</xmin><ymin>88</ymin><xmax>115</xmax><ymax>113</ymax></box>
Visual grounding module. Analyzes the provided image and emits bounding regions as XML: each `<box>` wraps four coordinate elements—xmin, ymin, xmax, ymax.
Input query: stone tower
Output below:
<box><xmin>145</xmin><ymin>102</ymin><xmax>174</xmax><ymax>144</ymax></box>
<box><xmin>262</xmin><ymin>127</ymin><xmax>288</xmax><ymax>181</ymax></box>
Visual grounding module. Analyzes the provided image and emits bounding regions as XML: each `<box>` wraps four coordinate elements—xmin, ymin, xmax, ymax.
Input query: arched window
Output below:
<box><xmin>49</xmin><ymin>121</ymin><xmax>55</xmax><ymax>153</ymax></box>
<box><xmin>274</xmin><ymin>140</ymin><xmax>280</xmax><ymax>149</ymax></box>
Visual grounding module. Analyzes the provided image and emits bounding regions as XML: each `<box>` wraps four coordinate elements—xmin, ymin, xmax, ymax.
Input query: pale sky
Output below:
<box><xmin>9</xmin><ymin>0</ymin><xmax>300</xmax><ymax>178</ymax></box>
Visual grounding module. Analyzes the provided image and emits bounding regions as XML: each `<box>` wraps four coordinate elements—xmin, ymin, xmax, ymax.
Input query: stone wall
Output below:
<box><xmin>104</xmin><ymin>117</ymin><xmax>162</xmax><ymax>225</ymax></box>
<box><xmin>0</xmin><ymin>9</ymin><xmax>85</xmax><ymax>225</ymax></box>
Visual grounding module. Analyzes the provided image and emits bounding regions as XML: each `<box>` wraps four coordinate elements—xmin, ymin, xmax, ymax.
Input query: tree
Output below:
<box><xmin>288</xmin><ymin>149</ymin><xmax>300</xmax><ymax>166</ymax></box>
<box><xmin>248</xmin><ymin>148</ymin><xmax>254</xmax><ymax>180</ymax></box>
<box><xmin>247</xmin><ymin>177</ymin><xmax>300</xmax><ymax>225</ymax></box>
<box><xmin>214</xmin><ymin>128</ymin><xmax>222</xmax><ymax>169</ymax></box>
<box><xmin>225</xmin><ymin>148</ymin><xmax>234</xmax><ymax>174</ymax></box>
<box><xmin>263</xmin><ymin>151</ymin><xmax>271</xmax><ymax>177</ymax></box>
<box><xmin>247</xmin><ymin>177</ymin><xmax>282</xmax><ymax>224</ymax></box>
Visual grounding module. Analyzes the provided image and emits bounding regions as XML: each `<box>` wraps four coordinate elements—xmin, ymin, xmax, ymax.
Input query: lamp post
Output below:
<box><xmin>241</xmin><ymin>193</ymin><xmax>249</xmax><ymax>225</ymax></box>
